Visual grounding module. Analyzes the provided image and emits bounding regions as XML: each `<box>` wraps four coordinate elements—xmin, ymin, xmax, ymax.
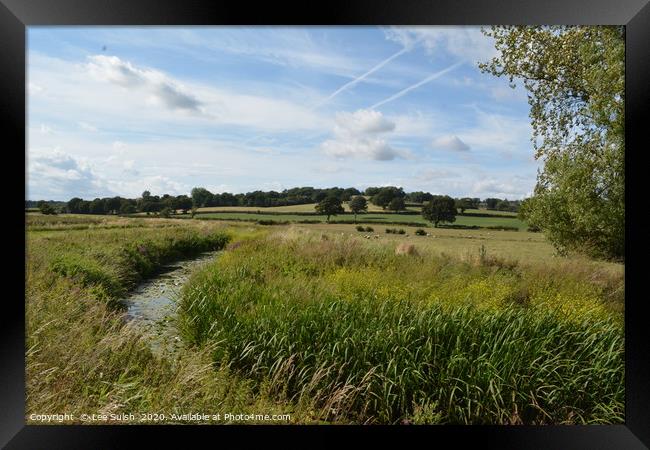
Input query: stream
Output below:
<box><xmin>121</xmin><ymin>251</ymin><xmax>221</xmax><ymax>355</ymax></box>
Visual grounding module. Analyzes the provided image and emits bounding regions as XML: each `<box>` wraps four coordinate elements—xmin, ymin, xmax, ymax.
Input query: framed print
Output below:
<box><xmin>2</xmin><ymin>0</ymin><xmax>649</xmax><ymax>447</ymax></box>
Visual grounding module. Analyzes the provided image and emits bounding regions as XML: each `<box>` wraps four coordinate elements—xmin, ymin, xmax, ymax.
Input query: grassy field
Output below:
<box><xmin>179</xmin><ymin>227</ymin><xmax>623</xmax><ymax>424</ymax></box>
<box><xmin>193</xmin><ymin>212</ymin><xmax>527</xmax><ymax>230</ymax></box>
<box><xmin>296</xmin><ymin>223</ymin><xmax>560</xmax><ymax>264</ymax></box>
<box><xmin>26</xmin><ymin>214</ymin><xmax>624</xmax><ymax>424</ymax></box>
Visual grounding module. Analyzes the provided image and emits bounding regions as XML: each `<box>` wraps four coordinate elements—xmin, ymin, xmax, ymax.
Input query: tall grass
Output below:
<box><xmin>26</xmin><ymin>222</ymin><xmax>307</xmax><ymax>423</ymax></box>
<box><xmin>179</xmin><ymin>227</ymin><xmax>624</xmax><ymax>424</ymax></box>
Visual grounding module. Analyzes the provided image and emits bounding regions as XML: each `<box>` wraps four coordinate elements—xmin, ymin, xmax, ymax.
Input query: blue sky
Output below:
<box><xmin>27</xmin><ymin>26</ymin><xmax>540</xmax><ymax>201</ymax></box>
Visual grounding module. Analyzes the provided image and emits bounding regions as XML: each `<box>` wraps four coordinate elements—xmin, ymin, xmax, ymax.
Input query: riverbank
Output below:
<box><xmin>26</xmin><ymin>220</ymin><xmax>306</xmax><ymax>424</ymax></box>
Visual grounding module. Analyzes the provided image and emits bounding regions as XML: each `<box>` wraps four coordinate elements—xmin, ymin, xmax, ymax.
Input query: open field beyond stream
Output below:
<box><xmin>26</xmin><ymin>214</ymin><xmax>624</xmax><ymax>424</ymax></box>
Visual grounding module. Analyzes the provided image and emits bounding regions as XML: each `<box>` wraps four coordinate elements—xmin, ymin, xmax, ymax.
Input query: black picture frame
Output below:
<box><xmin>3</xmin><ymin>0</ymin><xmax>648</xmax><ymax>447</ymax></box>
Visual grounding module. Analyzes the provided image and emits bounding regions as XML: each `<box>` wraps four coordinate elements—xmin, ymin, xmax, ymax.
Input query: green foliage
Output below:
<box><xmin>315</xmin><ymin>196</ymin><xmax>344</xmax><ymax>222</ymax></box>
<box><xmin>422</xmin><ymin>195</ymin><xmax>457</xmax><ymax>227</ymax></box>
<box><xmin>50</xmin><ymin>255</ymin><xmax>121</xmax><ymax>302</ymax></box>
<box><xmin>415</xmin><ymin>229</ymin><xmax>427</xmax><ymax>236</ymax></box>
<box><xmin>388</xmin><ymin>197</ymin><xmax>406</xmax><ymax>213</ymax></box>
<box><xmin>120</xmin><ymin>232</ymin><xmax>230</xmax><ymax>283</ymax></box>
<box><xmin>37</xmin><ymin>201</ymin><xmax>58</xmax><ymax>215</ymax></box>
<box><xmin>257</xmin><ymin>219</ymin><xmax>289</xmax><ymax>225</ymax></box>
<box><xmin>480</xmin><ymin>26</ymin><xmax>624</xmax><ymax>260</ymax></box>
<box><xmin>349</xmin><ymin>195</ymin><xmax>368</xmax><ymax>221</ymax></box>
<box><xmin>191</xmin><ymin>187</ymin><xmax>213</xmax><ymax>208</ymax></box>
<box><xmin>355</xmin><ymin>225</ymin><xmax>366</xmax><ymax>232</ymax></box>
<box><xmin>371</xmin><ymin>186</ymin><xmax>405</xmax><ymax>209</ymax></box>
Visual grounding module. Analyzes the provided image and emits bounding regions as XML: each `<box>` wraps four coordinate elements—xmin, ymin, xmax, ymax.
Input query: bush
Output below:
<box><xmin>485</xmin><ymin>225</ymin><xmax>519</xmax><ymax>232</ymax></box>
<box><xmin>415</xmin><ymin>229</ymin><xmax>427</xmax><ymax>236</ymax></box>
<box><xmin>397</xmin><ymin>229</ymin><xmax>406</xmax><ymax>235</ymax></box>
<box><xmin>39</xmin><ymin>203</ymin><xmax>58</xmax><ymax>215</ymax></box>
<box><xmin>257</xmin><ymin>219</ymin><xmax>289</xmax><ymax>225</ymax></box>
<box><xmin>365</xmin><ymin>226</ymin><xmax>374</xmax><ymax>232</ymax></box>
<box><xmin>356</xmin><ymin>225</ymin><xmax>366</xmax><ymax>232</ymax></box>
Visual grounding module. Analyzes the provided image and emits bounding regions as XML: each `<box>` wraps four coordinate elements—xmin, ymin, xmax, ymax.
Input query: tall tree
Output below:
<box><xmin>315</xmin><ymin>196</ymin><xmax>344</xmax><ymax>223</ymax></box>
<box><xmin>348</xmin><ymin>195</ymin><xmax>368</xmax><ymax>222</ymax></box>
<box><xmin>67</xmin><ymin>197</ymin><xmax>84</xmax><ymax>214</ymax></box>
<box><xmin>175</xmin><ymin>195</ymin><xmax>192</xmax><ymax>214</ymax></box>
<box><xmin>371</xmin><ymin>186</ymin><xmax>404</xmax><ymax>210</ymax></box>
<box><xmin>422</xmin><ymin>195</ymin><xmax>457</xmax><ymax>228</ymax></box>
<box><xmin>191</xmin><ymin>187</ymin><xmax>213</xmax><ymax>208</ymax></box>
<box><xmin>480</xmin><ymin>26</ymin><xmax>624</xmax><ymax>260</ymax></box>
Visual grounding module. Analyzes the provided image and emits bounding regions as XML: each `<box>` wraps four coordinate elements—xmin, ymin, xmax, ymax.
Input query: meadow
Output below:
<box><xmin>25</xmin><ymin>214</ymin><xmax>624</xmax><ymax>424</ymax></box>
<box><xmin>192</xmin><ymin>211</ymin><xmax>527</xmax><ymax>230</ymax></box>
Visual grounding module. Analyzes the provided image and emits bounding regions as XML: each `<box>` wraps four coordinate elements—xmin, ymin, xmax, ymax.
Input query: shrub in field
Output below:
<box><xmin>485</xmin><ymin>225</ymin><xmax>519</xmax><ymax>231</ymax></box>
<box><xmin>257</xmin><ymin>219</ymin><xmax>290</xmax><ymax>225</ymax></box>
<box><xmin>415</xmin><ymin>229</ymin><xmax>427</xmax><ymax>236</ymax></box>
<box><xmin>397</xmin><ymin>229</ymin><xmax>406</xmax><ymax>234</ymax></box>
<box><xmin>365</xmin><ymin>226</ymin><xmax>374</xmax><ymax>232</ymax></box>
<box><xmin>356</xmin><ymin>225</ymin><xmax>366</xmax><ymax>232</ymax></box>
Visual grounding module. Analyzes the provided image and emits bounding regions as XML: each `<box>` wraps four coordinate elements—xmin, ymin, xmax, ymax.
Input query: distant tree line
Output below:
<box><xmin>189</xmin><ymin>186</ymin><xmax>363</xmax><ymax>208</ymax></box>
<box><xmin>27</xmin><ymin>186</ymin><xmax>523</xmax><ymax>216</ymax></box>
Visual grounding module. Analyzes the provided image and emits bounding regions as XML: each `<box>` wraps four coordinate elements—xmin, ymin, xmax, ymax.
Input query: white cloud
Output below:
<box><xmin>432</xmin><ymin>135</ymin><xmax>470</xmax><ymax>152</ymax></box>
<box><xmin>334</xmin><ymin>109</ymin><xmax>395</xmax><ymax>135</ymax></box>
<box><xmin>27</xmin><ymin>149</ymin><xmax>109</xmax><ymax>200</ymax></box>
<box><xmin>29</xmin><ymin>52</ymin><xmax>330</xmax><ymax>133</ymax></box>
<box><xmin>86</xmin><ymin>28</ymin><xmax>370</xmax><ymax>80</ymax></box>
<box><xmin>471</xmin><ymin>176</ymin><xmax>533</xmax><ymax>198</ymax></box>
<box><xmin>28</xmin><ymin>82</ymin><xmax>44</xmax><ymax>95</ymax></box>
<box><xmin>416</xmin><ymin>168</ymin><xmax>460</xmax><ymax>180</ymax></box>
<box><xmin>78</xmin><ymin>122</ymin><xmax>98</xmax><ymax>132</ymax></box>
<box><xmin>383</xmin><ymin>26</ymin><xmax>498</xmax><ymax>65</ymax></box>
<box><xmin>107</xmin><ymin>175</ymin><xmax>188</xmax><ymax>198</ymax></box>
<box><xmin>458</xmin><ymin>106</ymin><xmax>534</xmax><ymax>160</ymax></box>
<box><xmin>321</xmin><ymin>109</ymin><xmax>409</xmax><ymax>161</ymax></box>
<box><xmin>322</xmin><ymin>138</ymin><xmax>407</xmax><ymax>161</ymax></box>
<box><xmin>86</xmin><ymin>55</ymin><xmax>204</xmax><ymax>114</ymax></box>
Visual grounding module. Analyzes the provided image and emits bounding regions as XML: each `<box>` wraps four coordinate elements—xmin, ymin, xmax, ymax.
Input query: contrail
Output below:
<box><xmin>369</xmin><ymin>60</ymin><xmax>464</xmax><ymax>109</ymax></box>
<box><xmin>312</xmin><ymin>47</ymin><xmax>410</xmax><ymax>109</ymax></box>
